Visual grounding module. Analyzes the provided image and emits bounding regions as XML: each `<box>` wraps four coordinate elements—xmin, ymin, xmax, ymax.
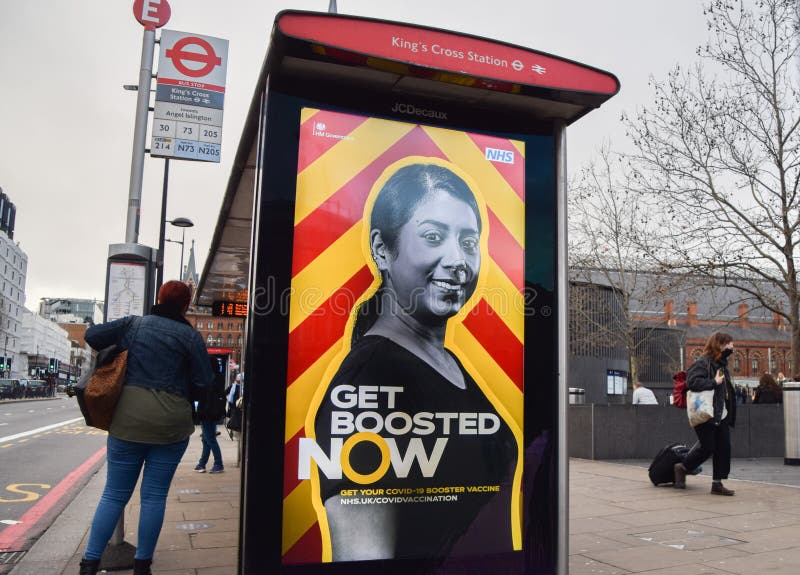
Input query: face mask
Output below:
<box><xmin>721</xmin><ymin>348</ymin><xmax>733</xmax><ymax>359</ymax></box>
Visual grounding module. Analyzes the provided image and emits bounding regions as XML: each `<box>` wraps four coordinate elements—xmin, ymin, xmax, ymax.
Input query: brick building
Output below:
<box><xmin>659</xmin><ymin>299</ymin><xmax>791</xmax><ymax>381</ymax></box>
<box><xmin>186</xmin><ymin>311</ymin><xmax>245</xmax><ymax>363</ymax></box>
<box><xmin>182</xmin><ymin>241</ymin><xmax>245</xmax><ymax>363</ymax></box>
<box><xmin>570</xmin><ymin>269</ymin><xmax>792</xmax><ymax>403</ymax></box>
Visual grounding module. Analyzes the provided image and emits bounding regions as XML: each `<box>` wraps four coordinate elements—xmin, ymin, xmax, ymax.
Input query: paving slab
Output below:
<box><xmin>10</xmin><ymin>446</ymin><xmax>800</xmax><ymax>575</ymax></box>
<box><xmin>569</xmin><ymin>458</ymin><xmax>800</xmax><ymax>574</ymax></box>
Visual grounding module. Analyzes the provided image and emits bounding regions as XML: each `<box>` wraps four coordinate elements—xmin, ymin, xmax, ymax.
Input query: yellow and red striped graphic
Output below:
<box><xmin>281</xmin><ymin>108</ymin><xmax>525</xmax><ymax>564</ymax></box>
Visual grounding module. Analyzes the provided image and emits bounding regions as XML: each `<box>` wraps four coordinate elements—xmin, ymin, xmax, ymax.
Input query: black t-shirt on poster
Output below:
<box><xmin>314</xmin><ymin>335</ymin><xmax>518</xmax><ymax>560</ymax></box>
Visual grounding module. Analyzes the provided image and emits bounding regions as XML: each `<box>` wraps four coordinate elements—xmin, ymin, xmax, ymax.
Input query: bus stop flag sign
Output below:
<box><xmin>151</xmin><ymin>30</ymin><xmax>229</xmax><ymax>163</ymax></box>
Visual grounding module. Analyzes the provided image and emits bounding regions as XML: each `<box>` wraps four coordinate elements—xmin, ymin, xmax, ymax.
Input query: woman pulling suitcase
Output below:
<box><xmin>674</xmin><ymin>331</ymin><xmax>737</xmax><ymax>495</ymax></box>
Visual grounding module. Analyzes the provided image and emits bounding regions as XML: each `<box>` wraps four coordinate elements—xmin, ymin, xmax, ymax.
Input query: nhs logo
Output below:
<box><xmin>485</xmin><ymin>147</ymin><xmax>514</xmax><ymax>164</ymax></box>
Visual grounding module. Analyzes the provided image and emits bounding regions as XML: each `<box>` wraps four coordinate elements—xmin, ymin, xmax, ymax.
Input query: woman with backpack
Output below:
<box><xmin>674</xmin><ymin>331</ymin><xmax>737</xmax><ymax>495</ymax></box>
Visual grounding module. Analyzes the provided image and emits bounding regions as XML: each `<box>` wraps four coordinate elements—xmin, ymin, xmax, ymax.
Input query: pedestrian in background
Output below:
<box><xmin>674</xmin><ymin>331</ymin><xmax>737</xmax><ymax>496</ymax></box>
<box><xmin>225</xmin><ymin>373</ymin><xmax>243</xmax><ymax>437</ymax></box>
<box><xmin>752</xmin><ymin>373</ymin><xmax>783</xmax><ymax>404</ymax></box>
<box><xmin>194</xmin><ymin>365</ymin><xmax>226</xmax><ymax>473</ymax></box>
<box><xmin>632</xmin><ymin>380</ymin><xmax>658</xmax><ymax>404</ymax></box>
<box><xmin>79</xmin><ymin>281</ymin><xmax>213</xmax><ymax>575</ymax></box>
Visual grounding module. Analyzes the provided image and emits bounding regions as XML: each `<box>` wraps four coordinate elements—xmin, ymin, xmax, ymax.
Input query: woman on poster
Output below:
<box><xmin>313</xmin><ymin>162</ymin><xmax>519</xmax><ymax>562</ymax></box>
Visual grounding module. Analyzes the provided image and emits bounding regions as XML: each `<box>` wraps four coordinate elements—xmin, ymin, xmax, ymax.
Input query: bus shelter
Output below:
<box><xmin>196</xmin><ymin>10</ymin><xmax>618</xmax><ymax>575</ymax></box>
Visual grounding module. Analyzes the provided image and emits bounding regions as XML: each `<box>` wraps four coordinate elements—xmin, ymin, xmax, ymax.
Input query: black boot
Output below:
<box><xmin>133</xmin><ymin>558</ymin><xmax>153</xmax><ymax>575</ymax></box>
<box><xmin>673</xmin><ymin>463</ymin><xmax>687</xmax><ymax>489</ymax></box>
<box><xmin>711</xmin><ymin>481</ymin><xmax>735</xmax><ymax>496</ymax></box>
<box><xmin>79</xmin><ymin>558</ymin><xmax>100</xmax><ymax>575</ymax></box>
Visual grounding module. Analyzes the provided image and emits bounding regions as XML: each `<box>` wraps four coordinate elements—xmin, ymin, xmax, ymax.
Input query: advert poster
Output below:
<box><xmin>282</xmin><ymin>108</ymin><xmax>525</xmax><ymax>564</ymax></box>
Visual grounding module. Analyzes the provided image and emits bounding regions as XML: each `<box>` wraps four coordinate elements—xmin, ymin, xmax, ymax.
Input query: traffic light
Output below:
<box><xmin>0</xmin><ymin>356</ymin><xmax>4</xmax><ymax>372</ymax></box>
<box><xmin>49</xmin><ymin>357</ymin><xmax>56</xmax><ymax>372</ymax></box>
<box><xmin>4</xmin><ymin>357</ymin><xmax>10</xmax><ymax>372</ymax></box>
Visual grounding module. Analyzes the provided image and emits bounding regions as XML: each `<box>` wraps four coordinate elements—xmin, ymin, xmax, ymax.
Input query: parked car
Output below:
<box><xmin>24</xmin><ymin>379</ymin><xmax>51</xmax><ymax>398</ymax></box>
<box><xmin>0</xmin><ymin>379</ymin><xmax>23</xmax><ymax>399</ymax></box>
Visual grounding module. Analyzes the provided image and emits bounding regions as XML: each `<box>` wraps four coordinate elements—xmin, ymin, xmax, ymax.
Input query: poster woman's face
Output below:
<box><xmin>380</xmin><ymin>189</ymin><xmax>481</xmax><ymax>323</ymax></box>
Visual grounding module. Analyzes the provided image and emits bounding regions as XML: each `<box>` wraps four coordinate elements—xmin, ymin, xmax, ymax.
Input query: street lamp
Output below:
<box><xmin>164</xmin><ymin>217</ymin><xmax>194</xmax><ymax>281</ymax></box>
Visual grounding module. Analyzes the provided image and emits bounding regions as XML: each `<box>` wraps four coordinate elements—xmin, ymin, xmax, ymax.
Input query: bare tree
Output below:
<box><xmin>569</xmin><ymin>147</ymin><xmax>685</xmax><ymax>386</ymax></box>
<box><xmin>626</xmin><ymin>0</ymin><xmax>800</xmax><ymax>370</ymax></box>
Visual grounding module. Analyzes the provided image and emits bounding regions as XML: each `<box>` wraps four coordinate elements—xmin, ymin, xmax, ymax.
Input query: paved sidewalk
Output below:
<box><xmin>570</xmin><ymin>458</ymin><xmax>800</xmax><ymax>575</ymax></box>
<box><xmin>11</xmin><ymin>437</ymin><xmax>800</xmax><ymax>574</ymax></box>
<box><xmin>11</xmin><ymin>428</ymin><xmax>240</xmax><ymax>575</ymax></box>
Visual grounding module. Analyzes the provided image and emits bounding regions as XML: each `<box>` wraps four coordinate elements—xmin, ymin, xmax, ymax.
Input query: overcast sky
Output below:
<box><xmin>0</xmin><ymin>1</ymin><xmax>713</xmax><ymax>311</ymax></box>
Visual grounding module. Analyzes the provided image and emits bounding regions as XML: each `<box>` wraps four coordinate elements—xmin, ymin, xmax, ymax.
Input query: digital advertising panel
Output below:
<box><xmin>281</xmin><ymin>108</ymin><xmax>527</xmax><ymax>564</ymax></box>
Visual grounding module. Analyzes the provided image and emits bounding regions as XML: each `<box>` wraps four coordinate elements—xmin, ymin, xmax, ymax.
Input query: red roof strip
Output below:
<box><xmin>279</xmin><ymin>13</ymin><xmax>619</xmax><ymax>95</ymax></box>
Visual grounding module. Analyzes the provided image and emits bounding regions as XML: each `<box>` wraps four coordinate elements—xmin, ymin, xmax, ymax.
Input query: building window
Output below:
<box><xmin>770</xmin><ymin>355</ymin><xmax>777</xmax><ymax>373</ymax></box>
<box><xmin>733</xmin><ymin>353</ymin><xmax>742</xmax><ymax>373</ymax></box>
<box><xmin>751</xmin><ymin>354</ymin><xmax>760</xmax><ymax>375</ymax></box>
<box><xmin>217</xmin><ymin>322</ymin><xmax>223</xmax><ymax>330</ymax></box>
<box><xmin>206</xmin><ymin>334</ymin><xmax>214</xmax><ymax>346</ymax></box>
<box><xmin>216</xmin><ymin>335</ymin><xmax>223</xmax><ymax>346</ymax></box>
<box><xmin>228</xmin><ymin>322</ymin><xmax>233</xmax><ymax>330</ymax></box>
<box><xmin>238</xmin><ymin>336</ymin><xmax>242</xmax><ymax>346</ymax></box>
<box><xmin>197</xmin><ymin>321</ymin><xmax>203</xmax><ymax>329</ymax></box>
<box><xmin>227</xmin><ymin>335</ymin><xmax>233</xmax><ymax>346</ymax></box>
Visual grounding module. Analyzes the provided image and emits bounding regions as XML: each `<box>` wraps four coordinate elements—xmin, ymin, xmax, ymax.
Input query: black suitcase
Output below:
<box><xmin>648</xmin><ymin>442</ymin><xmax>702</xmax><ymax>485</ymax></box>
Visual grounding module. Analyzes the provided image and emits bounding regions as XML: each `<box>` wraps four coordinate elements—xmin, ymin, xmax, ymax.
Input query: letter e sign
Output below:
<box><xmin>133</xmin><ymin>0</ymin><xmax>171</xmax><ymax>30</ymax></box>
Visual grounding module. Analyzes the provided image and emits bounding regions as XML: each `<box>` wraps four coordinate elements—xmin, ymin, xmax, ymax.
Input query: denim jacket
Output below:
<box><xmin>85</xmin><ymin>307</ymin><xmax>213</xmax><ymax>399</ymax></box>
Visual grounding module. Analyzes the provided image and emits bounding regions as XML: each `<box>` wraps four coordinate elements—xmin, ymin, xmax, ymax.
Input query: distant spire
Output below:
<box><xmin>183</xmin><ymin>239</ymin><xmax>199</xmax><ymax>288</ymax></box>
<box><xmin>328</xmin><ymin>0</ymin><xmax>337</xmax><ymax>14</ymax></box>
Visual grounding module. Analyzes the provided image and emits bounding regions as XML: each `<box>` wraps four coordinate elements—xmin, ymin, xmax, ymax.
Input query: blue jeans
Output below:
<box><xmin>84</xmin><ymin>435</ymin><xmax>189</xmax><ymax>560</ymax></box>
<box><xmin>199</xmin><ymin>420</ymin><xmax>222</xmax><ymax>467</ymax></box>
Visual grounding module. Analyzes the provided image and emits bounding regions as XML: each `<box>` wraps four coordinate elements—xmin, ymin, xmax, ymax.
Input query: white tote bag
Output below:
<box><xmin>686</xmin><ymin>389</ymin><xmax>714</xmax><ymax>427</ymax></box>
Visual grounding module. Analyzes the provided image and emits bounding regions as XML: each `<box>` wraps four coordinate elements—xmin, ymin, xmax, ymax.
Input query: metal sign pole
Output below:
<box><xmin>156</xmin><ymin>158</ymin><xmax>170</xmax><ymax>294</ymax></box>
<box><xmin>125</xmin><ymin>27</ymin><xmax>156</xmax><ymax>243</ymax></box>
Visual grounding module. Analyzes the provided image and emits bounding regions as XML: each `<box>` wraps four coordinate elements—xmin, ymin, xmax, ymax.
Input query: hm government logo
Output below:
<box><xmin>311</xmin><ymin>121</ymin><xmax>354</xmax><ymax>142</ymax></box>
<box><xmin>485</xmin><ymin>147</ymin><xmax>514</xmax><ymax>165</ymax></box>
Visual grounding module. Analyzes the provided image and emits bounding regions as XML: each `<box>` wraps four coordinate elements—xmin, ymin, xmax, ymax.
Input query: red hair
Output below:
<box><xmin>158</xmin><ymin>281</ymin><xmax>191</xmax><ymax>311</ymax></box>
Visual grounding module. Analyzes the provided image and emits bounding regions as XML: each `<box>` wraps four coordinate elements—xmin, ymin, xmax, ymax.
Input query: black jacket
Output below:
<box><xmin>686</xmin><ymin>354</ymin><xmax>736</xmax><ymax>428</ymax></box>
<box><xmin>197</xmin><ymin>375</ymin><xmax>226</xmax><ymax>422</ymax></box>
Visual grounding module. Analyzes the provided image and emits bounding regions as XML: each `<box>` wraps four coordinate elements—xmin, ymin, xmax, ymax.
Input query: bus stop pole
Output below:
<box><xmin>101</xmin><ymin>24</ymin><xmax>157</xmax><ymax>572</ymax></box>
<box><xmin>555</xmin><ymin>119</ymin><xmax>569</xmax><ymax>575</ymax></box>
<box><xmin>125</xmin><ymin>27</ymin><xmax>156</xmax><ymax>244</ymax></box>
